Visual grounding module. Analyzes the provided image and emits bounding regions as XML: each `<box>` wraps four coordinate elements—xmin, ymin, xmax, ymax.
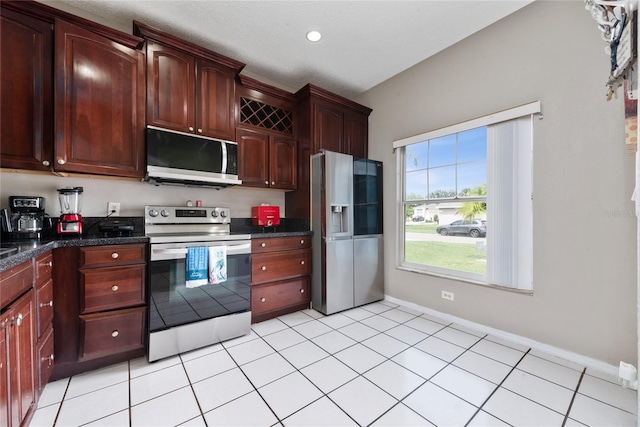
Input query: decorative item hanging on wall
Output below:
<box><xmin>585</xmin><ymin>0</ymin><xmax>638</xmax><ymax>153</ymax></box>
<box><xmin>584</xmin><ymin>0</ymin><xmax>637</xmax><ymax>100</ymax></box>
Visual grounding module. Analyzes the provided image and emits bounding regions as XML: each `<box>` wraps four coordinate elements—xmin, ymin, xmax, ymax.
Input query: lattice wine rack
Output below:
<box><xmin>239</xmin><ymin>97</ymin><xmax>293</xmax><ymax>135</ymax></box>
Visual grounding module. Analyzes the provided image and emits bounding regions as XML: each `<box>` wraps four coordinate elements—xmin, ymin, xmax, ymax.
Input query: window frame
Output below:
<box><xmin>394</xmin><ymin>102</ymin><xmax>540</xmax><ymax>290</ymax></box>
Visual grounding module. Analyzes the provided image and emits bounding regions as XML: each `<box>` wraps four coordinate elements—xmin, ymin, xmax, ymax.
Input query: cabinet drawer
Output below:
<box><xmin>79</xmin><ymin>244</ymin><xmax>146</xmax><ymax>268</ymax></box>
<box><xmin>36</xmin><ymin>326</ymin><xmax>54</xmax><ymax>394</ymax></box>
<box><xmin>251</xmin><ymin>235</ymin><xmax>311</xmax><ymax>253</ymax></box>
<box><xmin>251</xmin><ymin>276</ymin><xmax>310</xmax><ymax>316</ymax></box>
<box><xmin>79</xmin><ymin>307</ymin><xmax>145</xmax><ymax>361</ymax></box>
<box><xmin>0</xmin><ymin>260</ymin><xmax>33</xmax><ymax>309</ymax></box>
<box><xmin>80</xmin><ymin>265</ymin><xmax>145</xmax><ymax>314</ymax></box>
<box><xmin>35</xmin><ymin>277</ymin><xmax>53</xmax><ymax>339</ymax></box>
<box><xmin>34</xmin><ymin>251</ymin><xmax>53</xmax><ymax>285</ymax></box>
<box><xmin>251</xmin><ymin>249</ymin><xmax>311</xmax><ymax>284</ymax></box>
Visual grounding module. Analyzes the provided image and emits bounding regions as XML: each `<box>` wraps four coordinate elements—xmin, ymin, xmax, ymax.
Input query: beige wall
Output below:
<box><xmin>358</xmin><ymin>1</ymin><xmax>637</xmax><ymax>365</ymax></box>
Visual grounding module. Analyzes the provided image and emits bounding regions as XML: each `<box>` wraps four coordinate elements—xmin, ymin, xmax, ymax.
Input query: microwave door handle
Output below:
<box><xmin>221</xmin><ymin>141</ymin><xmax>227</xmax><ymax>174</ymax></box>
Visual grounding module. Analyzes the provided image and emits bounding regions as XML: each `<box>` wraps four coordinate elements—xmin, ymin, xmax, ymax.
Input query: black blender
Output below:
<box><xmin>57</xmin><ymin>187</ymin><xmax>83</xmax><ymax>234</ymax></box>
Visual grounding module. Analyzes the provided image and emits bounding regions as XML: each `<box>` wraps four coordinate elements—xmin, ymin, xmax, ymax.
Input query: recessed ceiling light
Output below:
<box><xmin>306</xmin><ymin>30</ymin><xmax>322</xmax><ymax>42</ymax></box>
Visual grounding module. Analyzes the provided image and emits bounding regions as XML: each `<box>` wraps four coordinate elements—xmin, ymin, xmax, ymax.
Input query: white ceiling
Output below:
<box><xmin>56</xmin><ymin>0</ymin><xmax>533</xmax><ymax>99</ymax></box>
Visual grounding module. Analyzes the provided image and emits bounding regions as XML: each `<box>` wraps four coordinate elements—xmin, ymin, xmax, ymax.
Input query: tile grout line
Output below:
<box><xmin>562</xmin><ymin>367</ymin><xmax>586</xmax><ymax>427</ymax></box>
<box><xmin>463</xmin><ymin>347</ymin><xmax>531</xmax><ymax>427</ymax></box>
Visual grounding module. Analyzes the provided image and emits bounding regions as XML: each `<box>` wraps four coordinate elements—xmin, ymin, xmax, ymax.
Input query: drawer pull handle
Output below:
<box><xmin>261</xmin><ymin>265</ymin><xmax>267</xmax><ymax>271</ymax></box>
<box><xmin>300</xmin><ymin>289</ymin><xmax>305</xmax><ymax>294</ymax></box>
<box><xmin>42</xmin><ymin>261</ymin><xmax>53</xmax><ymax>267</ymax></box>
<box><xmin>112</xmin><ymin>330</ymin><xmax>119</xmax><ymax>338</ymax></box>
<box><xmin>261</xmin><ymin>242</ymin><xmax>266</xmax><ymax>247</ymax></box>
<box><xmin>260</xmin><ymin>297</ymin><xmax>266</xmax><ymax>303</ymax></box>
<box><xmin>300</xmin><ymin>239</ymin><xmax>305</xmax><ymax>245</ymax></box>
<box><xmin>42</xmin><ymin>354</ymin><xmax>54</xmax><ymax>366</ymax></box>
<box><xmin>111</xmin><ymin>252</ymin><xmax>119</xmax><ymax>259</ymax></box>
<box><xmin>40</xmin><ymin>300</ymin><xmax>53</xmax><ymax>308</ymax></box>
<box><xmin>300</xmin><ymin>260</ymin><xmax>305</xmax><ymax>265</ymax></box>
<box><xmin>112</xmin><ymin>285</ymin><xmax>119</xmax><ymax>292</ymax></box>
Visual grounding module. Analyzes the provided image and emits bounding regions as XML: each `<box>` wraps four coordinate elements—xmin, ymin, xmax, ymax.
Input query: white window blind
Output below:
<box><xmin>486</xmin><ymin>116</ymin><xmax>533</xmax><ymax>290</ymax></box>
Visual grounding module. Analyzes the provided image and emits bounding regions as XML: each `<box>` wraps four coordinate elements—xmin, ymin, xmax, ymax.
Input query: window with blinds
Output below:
<box><xmin>394</xmin><ymin>102</ymin><xmax>538</xmax><ymax>290</ymax></box>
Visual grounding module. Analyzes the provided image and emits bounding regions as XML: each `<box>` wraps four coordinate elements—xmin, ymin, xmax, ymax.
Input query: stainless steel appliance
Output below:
<box><xmin>145</xmin><ymin>126</ymin><xmax>242</xmax><ymax>188</ymax></box>
<box><xmin>311</xmin><ymin>151</ymin><xmax>384</xmax><ymax>315</ymax></box>
<box><xmin>145</xmin><ymin>205</ymin><xmax>251</xmax><ymax>361</ymax></box>
<box><xmin>1</xmin><ymin>196</ymin><xmax>51</xmax><ymax>239</ymax></box>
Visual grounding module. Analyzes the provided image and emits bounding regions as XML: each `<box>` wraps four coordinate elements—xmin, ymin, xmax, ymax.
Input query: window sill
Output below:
<box><xmin>395</xmin><ymin>264</ymin><xmax>534</xmax><ymax>296</ymax></box>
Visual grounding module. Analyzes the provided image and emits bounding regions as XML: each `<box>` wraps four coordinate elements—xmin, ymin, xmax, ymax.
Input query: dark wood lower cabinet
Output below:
<box><xmin>51</xmin><ymin>244</ymin><xmax>147</xmax><ymax>380</ymax></box>
<box><xmin>250</xmin><ymin>236</ymin><xmax>312</xmax><ymax>323</ymax></box>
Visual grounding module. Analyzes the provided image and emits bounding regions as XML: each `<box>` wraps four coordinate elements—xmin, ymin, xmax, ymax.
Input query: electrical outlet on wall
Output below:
<box><xmin>441</xmin><ymin>291</ymin><xmax>454</xmax><ymax>301</ymax></box>
<box><xmin>107</xmin><ymin>202</ymin><xmax>120</xmax><ymax>216</ymax></box>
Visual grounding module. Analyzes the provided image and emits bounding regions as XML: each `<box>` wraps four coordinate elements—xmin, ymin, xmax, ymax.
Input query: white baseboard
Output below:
<box><xmin>383</xmin><ymin>295</ymin><xmax>620</xmax><ymax>378</ymax></box>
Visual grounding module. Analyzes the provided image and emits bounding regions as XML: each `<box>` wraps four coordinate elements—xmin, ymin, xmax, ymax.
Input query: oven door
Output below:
<box><xmin>148</xmin><ymin>240</ymin><xmax>251</xmax><ymax>334</ymax></box>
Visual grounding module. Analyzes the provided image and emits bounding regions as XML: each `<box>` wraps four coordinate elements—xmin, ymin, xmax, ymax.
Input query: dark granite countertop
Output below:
<box><xmin>0</xmin><ymin>235</ymin><xmax>149</xmax><ymax>272</ymax></box>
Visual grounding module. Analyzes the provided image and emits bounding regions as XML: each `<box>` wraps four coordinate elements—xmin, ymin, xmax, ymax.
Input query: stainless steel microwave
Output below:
<box><xmin>145</xmin><ymin>126</ymin><xmax>242</xmax><ymax>188</ymax></box>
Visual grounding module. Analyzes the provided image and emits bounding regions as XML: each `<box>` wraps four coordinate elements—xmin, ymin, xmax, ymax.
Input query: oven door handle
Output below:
<box><xmin>151</xmin><ymin>248</ymin><xmax>188</xmax><ymax>261</ymax></box>
<box><xmin>150</xmin><ymin>241</ymin><xmax>251</xmax><ymax>261</ymax></box>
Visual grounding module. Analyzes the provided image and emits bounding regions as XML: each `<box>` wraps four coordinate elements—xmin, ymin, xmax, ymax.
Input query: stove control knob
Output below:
<box><xmin>211</xmin><ymin>210</ymin><xmax>219</xmax><ymax>218</ymax></box>
<box><xmin>220</xmin><ymin>210</ymin><xmax>227</xmax><ymax>218</ymax></box>
<box><xmin>161</xmin><ymin>209</ymin><xmax>170</xmax><ymax>217</ymax></box>
<box><xmin>149</xmin><ymin>209</ymin><xmax>159</xmax><ymax>217</ymax></box>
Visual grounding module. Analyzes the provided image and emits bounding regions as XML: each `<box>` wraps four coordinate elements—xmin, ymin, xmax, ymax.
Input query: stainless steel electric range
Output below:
<box><xmin>145</xmin><ymin>205</ymin><xmax>251</xmax><ymax>362</ymax></box>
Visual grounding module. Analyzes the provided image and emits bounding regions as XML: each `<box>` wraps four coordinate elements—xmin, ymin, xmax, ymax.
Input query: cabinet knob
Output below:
<box><xmin>271</xmin><ymin>182</ymin><xmax>275</xmax><ymax>186</ymax></box>
<box><xmin>197</xmin><ymin>128</ymin><xmax>203</xmax><ymax>134</ymax></box>
<box><xmin>111</xmin><ymin>285</ymin><xmax>119</xmax><ymax>292</ymax></box>
<box><xmin>265</xmin><ymin>181</ymin><xmax>269</xmax><ymax>185</ymax></box>
<box><xmin>47</xmin><ymin>261</ymin><xmax>53</xmax><ymax>267</ymax></box>
<box><xmin>13</xmin><ymin>314</ymin><xmax>23</xmax><ymax>326</ymax></box>
<box><xmin>260</xmin><ymin>297</ymin><xmax>266</xmax><ymax>303</ymax></box>
<box><xmin>300</xmin><ymin>260</ymin><xmax>305</xmax><ymax>265</ymax></box>
<box><xmin>111</xmin><ymin>252</ymin><xmax>119</xmax><ymax>259</ymax></box>
<box><xmin>57</xmin><ymin>158</ymin><xmax>65</xmax><ymax>165</ymax></box>
<box><xmin>261</xmin><ymin>265</ymin><xmax>267</xmax><ymax>271</ymax></box>
<box><xmin>40</xmin><ymin>300</ymin><xmax>53</xmax><ymax>308</ymax></box>
<box><xmin>111</xmin><ymin>330</ymin><xmax>119</xmax><ymax>338</ymax></box>
<box><xmin>300</xmin><ymin>288</ymin><xmax>305</xmax><ymax>294</ymax></box>
<box><xmin>300</xmin><ymin>239</ymin><xmax>305</xmax><ymax>245</ymax></box>
<box><xmin>42</xmin><ymin>160</ymin><xmax>50</xmax><ymax>166</ymax></box>
<box><xmin>188</xmin><ymin>126</ymin><xmax>194</xmax><ymax>132</ymax></box>
<box><xmin>260</xmin><ymin>242</ymin><xmax>266</xmax><ymax>248</ymax></box>
<box><xmin>42</xmin><ymin>354</ymin><xmax>54</xmax><ymax>366</ymax></box>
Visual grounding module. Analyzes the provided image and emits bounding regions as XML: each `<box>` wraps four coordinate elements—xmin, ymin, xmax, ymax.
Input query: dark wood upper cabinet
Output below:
<box><xmin>0</xmin><ymin>8</ymin><xmax>53</xmax><ymax>171</ymax></box>
<box><xmin>236</xmin><ymin>75</ymin><xmax>297</xmax><ymax>190</ymax></box>
<box><xmin>146</xmin><ymin>41</ymin><xmax>195</xmax><ymax>133</ymax></box>
<box><xmin>54</xmin><ymin>19</ymin><xmax>146</xmax><ymax>178</ymax></box>
<box><xmin>135</xmin><ymin>21</ymin><xmax>243</xmax><ymax>142</ymax></box>
<box><xmin>285</xmin><ymin>84</ymin><xmax>371</xmax><ymax>217</ymax></box>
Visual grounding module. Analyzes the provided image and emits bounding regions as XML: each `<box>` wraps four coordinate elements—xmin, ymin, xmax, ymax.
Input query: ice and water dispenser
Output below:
<box><xmin>329</xmin><ymin>204</ymin><xmax>350</xmax><ymax>235</ymax></box>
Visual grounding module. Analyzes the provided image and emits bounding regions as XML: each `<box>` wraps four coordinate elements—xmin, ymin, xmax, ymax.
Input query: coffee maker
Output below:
<box><xmin>57</xmin><ymin>187</ymin><xmax>83</xmax><ymax>234</ymax></box>
<box><xmin>1</xmin><ymin>196</ymin><xmax>50</xmax><ymax>239</ymax></box>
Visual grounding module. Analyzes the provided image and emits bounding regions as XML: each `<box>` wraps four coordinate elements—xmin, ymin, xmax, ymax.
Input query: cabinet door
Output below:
<box><xmin>0</xmin><ymin>312</ymin><xmax>9</xmax><ymax>427</ymax></box>
<box><xmin>147</xmin><ymin>41</ymin><xmax>195</xmax><ymax>133</ymax></box>
<box><xmin>314</xmin><ymin>101</ymin><xmax>344</xmax><ymax>154</ymax></box>
<box><xmin>54</xmin><ymin>19</ymin><xmax>145</xmax><ymax>178</ymax></box>
<box><xmin>196</xmin><ymin>59</ymin><xmax>235</xmax><ymax>140</ymax></box>
<box><xmin>270</xmin><ymin>136</ymin><xmax>297</xmax><ymax>190</ymax></box>
<box><xmin>344</xmin><ymin>111</ymin><xmax>368</xmax><ymax>158</ymax></box>
<box><xmin>0</xmin><ymin>9</ymin><xmax>53</xmax><ymax>171</ymax></box>
<box><xmin>236</xmin><ymin>128</ymin><xmax>269</xmax><ymax>188</ymax></box>
<box><xmin>9</xmin><ymin>291</ymin><xmax>35</xmax><ymax>427</ymax></box>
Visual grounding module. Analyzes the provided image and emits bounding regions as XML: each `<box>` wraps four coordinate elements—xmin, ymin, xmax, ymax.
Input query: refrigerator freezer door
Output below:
<box><xmin>321</xmin><ymin>238</ymin><xmax>354</xmax><ymax>315</ymax></box>
<box><xmin>354</xmin><ymin>236</ymin><xmax>384</xmax><ymax>306</ymax></box>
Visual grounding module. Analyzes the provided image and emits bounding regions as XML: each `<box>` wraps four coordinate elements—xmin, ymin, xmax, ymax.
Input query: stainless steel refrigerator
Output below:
<box><xmin>311</xmin><ymin>150</ymin><xmax>384</xmax><ymax>315</ymax></box>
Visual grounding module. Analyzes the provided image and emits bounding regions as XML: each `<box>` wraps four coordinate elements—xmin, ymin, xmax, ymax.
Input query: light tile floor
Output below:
<box><xmin>30</xmin><ymin>300</ymin><xmax>637</xmax><ymax>426</ymax></box>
